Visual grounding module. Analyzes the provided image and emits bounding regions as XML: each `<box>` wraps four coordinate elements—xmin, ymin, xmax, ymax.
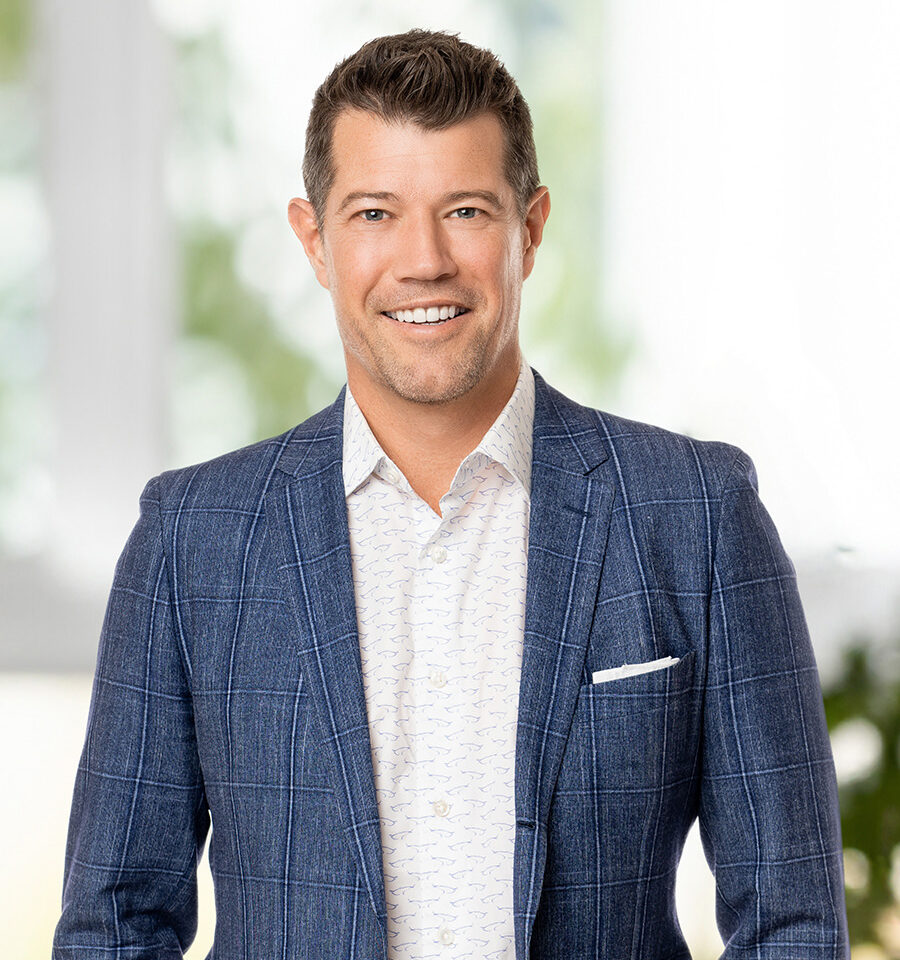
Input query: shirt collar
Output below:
<box><xmin>469</xmin><ymin>357</ymin><xmax>534</xmax><ymax>494</ymax></box>
<box><xmin>342</xmin><ymin>356</ymin><xmax>535</xmax><ymax>498</ymax></box>
<box><xmin>342</xmin><ymin>387</ymin><xmax>387</xmax><ymax>497</ymax></box>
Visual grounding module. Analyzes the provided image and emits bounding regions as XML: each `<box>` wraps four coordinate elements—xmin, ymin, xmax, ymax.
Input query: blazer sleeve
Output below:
<box><xmin>697</xmin><ymin>449</ymin><xmax>849</xmax><ymax>958</ymax></box>
<box><xmin>53</xmin><ymin>475</ymin><xmax>209</xmax><ymax>959</ymax></box>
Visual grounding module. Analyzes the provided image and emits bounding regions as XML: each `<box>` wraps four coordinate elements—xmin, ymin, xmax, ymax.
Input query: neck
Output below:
<box><xmin>346</xmin><ymin>353</ymin><xmax>521</xmax><ymax>514</ymax></box>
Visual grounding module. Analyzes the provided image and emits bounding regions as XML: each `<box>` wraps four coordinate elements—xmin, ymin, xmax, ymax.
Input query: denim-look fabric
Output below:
<box><xmin>53</xmin><ymin>371</ymin><xmax>849</xmax><ymax>959</ymax></box>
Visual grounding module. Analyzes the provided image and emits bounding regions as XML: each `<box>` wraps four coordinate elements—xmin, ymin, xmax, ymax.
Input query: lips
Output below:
<box><xmin>382</xmin><ymin>305</ymin><xmax>469</xmax><ymax>324</ymax></box>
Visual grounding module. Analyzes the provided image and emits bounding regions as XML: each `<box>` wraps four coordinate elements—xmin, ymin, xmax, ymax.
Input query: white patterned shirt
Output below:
<box><xmin>342</xmin><ymin>359</ymin><xmax>535</xmax><ymax>960</ymax></box>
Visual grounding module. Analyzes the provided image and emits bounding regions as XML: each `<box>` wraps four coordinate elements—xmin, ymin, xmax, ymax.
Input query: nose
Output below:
<box><xmin>391</xmin><ymin>213</ymin><xmax>457</xmax><ymax>283</ymax></box>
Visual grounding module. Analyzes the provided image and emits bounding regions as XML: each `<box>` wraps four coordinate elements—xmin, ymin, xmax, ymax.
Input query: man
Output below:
<box><xmin>53</xmin><ymin>29</ymin><xmax>849</xmax><ymax>960</ymax></box>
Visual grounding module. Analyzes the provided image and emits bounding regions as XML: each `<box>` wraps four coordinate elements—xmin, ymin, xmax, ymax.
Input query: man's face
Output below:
<box><xmin>289</xmin><ymin>109</ymin><xmax>549</xmax><ymax>406</ymax></box>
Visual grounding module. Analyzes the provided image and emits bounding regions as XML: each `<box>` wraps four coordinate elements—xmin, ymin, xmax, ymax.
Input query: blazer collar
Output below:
<box><xmin>272</xmin><ymin>387</ymin><xmax>345</xmax><ymax>480</ymax></box>
<box><xmin>531</xmin><ymin>369</ymin><xmax>609</xmax><ymax>475</ymax></box>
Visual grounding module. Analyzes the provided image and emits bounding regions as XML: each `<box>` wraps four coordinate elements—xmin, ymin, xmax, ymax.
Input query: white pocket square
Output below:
<box><xmin>591</xmin><ymin>655</ymin><xmax>680</xmax><ymax>684</ymax></box>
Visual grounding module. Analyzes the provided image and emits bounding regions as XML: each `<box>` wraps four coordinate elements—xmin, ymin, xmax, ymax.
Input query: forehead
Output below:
<box><xmin>327</xmin><ymin>109</ymin><xmax>510</xmax><ymax>205</ymax></box>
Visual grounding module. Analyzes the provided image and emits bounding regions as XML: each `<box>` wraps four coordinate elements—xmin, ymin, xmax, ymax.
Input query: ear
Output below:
<box><xmin>287</xmin><ymin>197</ymin><xmax>330</xmax><ymax>290</ymax></box>
<box><xmin>521</xmin><ymin>186</ymin><xmax>551</xmax><ymax>281</ymax></box>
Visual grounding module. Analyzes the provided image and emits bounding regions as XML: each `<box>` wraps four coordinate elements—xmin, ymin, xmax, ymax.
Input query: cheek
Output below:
<box><xmin>326</xmin><ymin>242</ymin><xmax>384</xmax><ymax>303</ymax></box>
<box><xmin>465</xmin><ymin>236</ymin><xmax>517</xmax><ymax>289</ymax></box>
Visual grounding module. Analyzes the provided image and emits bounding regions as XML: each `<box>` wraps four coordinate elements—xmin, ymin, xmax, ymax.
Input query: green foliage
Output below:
<box><xmin>180</xmin><ymin>222</ymin><xmax>328</xmax><ymax>439</ymax></box>
<box><xmin>171</xmin><ymin>29</ymin><xmax>338</xmax><ymax>443</ymax></box>
<box><xmin>823</xmin><ymin>642</ymin><xmax>900</xmax><ymax>950</ymax></box>
<box><xmin>512</xmin><ymin>0</ymin><xmax>634</xmax><ymax>405</ymax></box>
<box><xmin>0</xmin><ymin>0</ymin><xmax>30</xmax><ymax>82</ymax></box>
<box><xmin>529</xmin><ymin>92</ymin><xmax>633</xmax><ymax>396</ymax></box>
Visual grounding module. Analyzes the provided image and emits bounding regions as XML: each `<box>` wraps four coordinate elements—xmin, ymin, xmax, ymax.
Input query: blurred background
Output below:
<box><xmin>1</xmin><ymin>0</ymin><xmax>898</xmax><ymax>956</ymax></box>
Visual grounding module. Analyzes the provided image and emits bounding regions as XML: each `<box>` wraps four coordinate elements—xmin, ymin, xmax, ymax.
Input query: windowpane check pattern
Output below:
<box><xmin>53</xmin><ymin>370</ymin><xmax>848</xmax><ymax>958</ymax></box>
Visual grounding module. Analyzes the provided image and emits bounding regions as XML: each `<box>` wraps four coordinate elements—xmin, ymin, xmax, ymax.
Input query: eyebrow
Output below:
<box><xmin>336</xmin><ymin>189</ymin><xmax>506</xmax><ymax>213</ymax></box>
<box><xmin>337</xmin><ymin>191</ymin><xmax>400</xmax><ymax>212</ymax></box>
<box><xmin>443</xmin><ymin>190</ymin><xmax>505</xmax><ymax>211</ymax></box>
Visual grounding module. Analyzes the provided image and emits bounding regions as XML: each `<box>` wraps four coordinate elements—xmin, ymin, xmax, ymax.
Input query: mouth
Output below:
<box><xmin>381</xmin><ymin>305</ymin><xmax>470</xmax><ymax>325</ymax></box>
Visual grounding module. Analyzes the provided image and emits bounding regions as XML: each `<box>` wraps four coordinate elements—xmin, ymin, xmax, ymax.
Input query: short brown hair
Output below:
<box><xmin>302</xmin><ymin>29</ymin><xmax>540</xmax><ymax>224</ymax></box>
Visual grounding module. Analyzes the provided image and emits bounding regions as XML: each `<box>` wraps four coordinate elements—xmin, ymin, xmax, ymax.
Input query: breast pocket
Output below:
<box><xmin>575</xmin><ymin>649</ymin><xmax>698</xmax><ymax>790</ymax></box>
<box><xmin>546</xmin><ymin>650</ymin><xmax>700</xmax><ymax>886</ymax></box>
<box><xmin>579</xmin><ymin>648</ymin><xmax>696</xmax><ymax>720</ymax></box>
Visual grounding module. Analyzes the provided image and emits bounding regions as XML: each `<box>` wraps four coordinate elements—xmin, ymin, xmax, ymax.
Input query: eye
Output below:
<box><xmin>359</xmin><ymin>209</ymin><xmax>386</xmax><ymax>222</ymax></box>
<box><xmin>451</xmin><ymin>207</ymin><xmax>480</xmax><ymax>220</ymax></box>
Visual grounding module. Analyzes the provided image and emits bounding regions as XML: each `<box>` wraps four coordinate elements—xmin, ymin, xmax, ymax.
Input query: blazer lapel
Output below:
<box><xmin>264</xmin><ymin>389</ymin><xmax>387</xmax><ymax>933</ymax></box>
<box><xmin>263</xmin><ymin>373</ymin><xmax>613</xmax><ymax>949</ymax></box>
<box><xmin>514</xmin><ymin>372</ymin><xmax>614</xmax><ymax>959</ymax></box>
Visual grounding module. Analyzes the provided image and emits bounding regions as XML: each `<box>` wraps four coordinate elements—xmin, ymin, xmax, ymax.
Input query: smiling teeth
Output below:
<box><xmin>385</xmin><ymin>306</ymin><xmax>466</xmax><ymax>323</ymax></box>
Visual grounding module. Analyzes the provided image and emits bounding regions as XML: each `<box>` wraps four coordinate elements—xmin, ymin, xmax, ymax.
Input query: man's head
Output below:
<box><xmin>302</xmin><ymin>29</ymin><xmax>540</xmax><ymax>228</ymax></box>
<box><xmin>288</xmin><ymin>30</ymin><xmax>550</xmax><ymax>410</ymax></box>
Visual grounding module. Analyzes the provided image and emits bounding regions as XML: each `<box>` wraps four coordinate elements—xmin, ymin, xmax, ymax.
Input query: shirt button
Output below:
<box><xmin>430</xmin><ymin>669</ymin><xmax>447</xmax><ymax>688</ymax></box>
<box><xmin>433</xmin><ymin>798</ymin><xmax>450</xmax><ymax>817</ymax></box>
<box><xmin>438</xmin><ymin>927</ymin><xmax>455</xmax><ymax>946</ymax></box>
<box><xmin>429</xmin><ymin>544</ymin><xmax>447</xmax><ymax>563</ymax></box>
<box><xmin>384</xmin><ymin>467</ymin><xmax>400</xmax><ymax>485</ymax></box>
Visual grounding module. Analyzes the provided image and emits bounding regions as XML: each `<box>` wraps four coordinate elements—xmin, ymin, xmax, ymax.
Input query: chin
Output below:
<box><xmin>383</xmin><ymin>364</ymin><xmax>483</xmax><ymax>406</ymax></box>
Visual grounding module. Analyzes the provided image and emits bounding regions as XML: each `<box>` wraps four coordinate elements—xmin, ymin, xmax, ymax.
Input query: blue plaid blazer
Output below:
<box><xmin>54</xmin><ymin>371</ymin><xmax>849</xmax><ymax>959</ymax></box>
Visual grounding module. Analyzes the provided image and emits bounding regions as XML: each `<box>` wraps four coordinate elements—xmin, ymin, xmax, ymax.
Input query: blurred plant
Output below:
<box><xmin>180</xmin><ymin>221</ymin><xmax>324</xmax><ymax>440</ymax></box>
<box><xmin>508</xmin><ymin>0</ymin><xmax>634</xmax><ymax>405</ymax></box>
<box><xmin>0</xmin><ymin>0</ymin><xmax>30</xmax><ymax>81</ymax></box>
<box><xmin>169</xmin><ymin>30</ymin><xmax>337</xmax><ymax>453</ymax></box>
<box><xmin>0</xmin><ymin>0</ymin><xmax>49</xmax><ymax>554</ymax></box>
<box><xmin>823</xmin><ymin>641</ymin><xmax>900</xmax><ymax>955</ymax></box>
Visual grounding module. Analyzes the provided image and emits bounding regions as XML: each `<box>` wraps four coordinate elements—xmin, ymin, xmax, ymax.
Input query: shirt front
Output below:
<box><xmin>342</xmin><ymin>359</ymin><xmax>535</xmax><ymax>960</ymax></box>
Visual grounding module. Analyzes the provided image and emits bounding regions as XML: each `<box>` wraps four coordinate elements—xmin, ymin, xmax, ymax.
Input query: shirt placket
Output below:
<box><xmin>406</xmin><ymin>466</ymin><xmax>480</xmax><ymax>953</ymax></box>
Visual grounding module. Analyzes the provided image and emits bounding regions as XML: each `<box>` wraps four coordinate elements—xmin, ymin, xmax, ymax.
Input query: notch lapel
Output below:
<box><xmin>514</xmin><ymin>373</ymin><xmax>614</xmax><ymax>959</ymax></box>
<box><xmin>264</xmin><ymin>391</ymin><xmax>387</xmax><ymax>933</ymax></box>
<box><xmin>263</xmin><ymin>373</ymin><xmax>613</xmax><ymax>950</ymax></box>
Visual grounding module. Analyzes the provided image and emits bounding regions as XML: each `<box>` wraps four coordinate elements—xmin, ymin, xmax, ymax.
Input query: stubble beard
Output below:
<box><xmin>342</xmin><ymin>288</ymin><xmax>517</xmax><ymax>406</ymax></box>
<box><xmin>366</xmin><ymin>323</ymin><xmax>496</xmax><ymax>405</ymax></box>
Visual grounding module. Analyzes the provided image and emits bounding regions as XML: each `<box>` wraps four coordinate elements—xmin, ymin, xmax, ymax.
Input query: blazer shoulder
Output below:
<box><xmin>584</xmin><ymin>401</ymin><xmax>752</xmax><ymax>500</ymax></box>
<box><xmin>536</xmin><ymin>373</ymin><xmax>753</xmax><ymax>498</ymax></box>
